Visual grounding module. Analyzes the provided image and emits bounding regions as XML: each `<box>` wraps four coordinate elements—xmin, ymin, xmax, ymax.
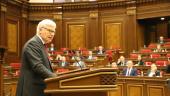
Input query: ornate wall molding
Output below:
<box><xmin>53</xmin><ymin>12</ymin><xmax>62</xmax><ymax>20</ymax></box>
<box><xmin>1</xmin><ymin>3</ymin><xmax>7</xmax><ymax>12</ymax></box>
<box><xmin>89</xmin><ymin>11</ymin><xmax>98</xmax><ymax>19</ymax></box>
<box><xmin>28</xmin><ymin>0</ymin><xmax>169</xmax><ymax>12</ymax></box>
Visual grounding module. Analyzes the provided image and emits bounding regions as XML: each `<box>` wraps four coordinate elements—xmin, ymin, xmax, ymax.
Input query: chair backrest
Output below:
<box><xmin>55</xmin><ymin>51</ymin><xmax>63</xmax><ymax>55</ymax></box>
<box><xmin>130</xmin><ymin>53</ymin><xmax>138</xmax><ymax>59</ymax></box>
<box><xmin>150</xmin><ymin>54</ymin><xmax>161</xmax><ymax>58</ymax></box>
<box><xmin>10</xmin><ymin>63</ymin><xmax>21</xmax><ymax>69</ymax></box>
<box><xmin>145</xmin><ymin>61</ymin><xmax>152</xmax><ymax>66</ymax></box>
<box><xmin>155</xmin><ymin>60</ymin><xmax>167</xmax><ymax>66</ymax></box>
<box><xmin>140</xmin><ymin>49</ymin><xmax>152</xmax><ymax>53</ymax></box>
<box><xmin>148</xmin><ymin>43</ymin><xmax>157</xmax><ymax>48</ymax></box>
<box><xmin>163</xmin><ymin>42</ymin><xmax>170</xmax><ymax>48</ymax></box>
<box><xmin>61</xmin><ymin>48</ymin><xmax>69</xmax><ymax>51</ymax></box>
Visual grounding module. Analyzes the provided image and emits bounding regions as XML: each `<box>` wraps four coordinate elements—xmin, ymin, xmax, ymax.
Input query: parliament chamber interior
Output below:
<box><xmin>0</xmin><ymin>0</ymin><xmax>170</xmax><ymax>96</ymax></box>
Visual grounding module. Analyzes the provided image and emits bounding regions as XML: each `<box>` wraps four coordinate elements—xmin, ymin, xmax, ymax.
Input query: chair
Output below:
<box><xmin>106</xmin><ymin>50</ymin><xmax>112</xmax><ymax>55</ymax></box>
<box><xmin>163</xmin><ymin>44</ymin><xmax>170</xmax><ymax>48</ymax></box>
<box><xmin>78</xmin><ymin>47</ymin><xmax>87</xmax><ymax>51</ymax></box>
<box><xmin>82</xmin><ymin>50</ymin><xmax>89</xmax><ymax>55</ymax></box>
<box><xmin>150</xmin><ymin>53</ymin><xmax>160</xmax><ymax>58</ymax></box>
<box><xmin>140</xmin><ymin>49</ymin><xmax>152</xmax><ymax>53</ymax></box>
<box><xmin>148</xmin><ymin>43</ymin><xmax>157</xmax><ymax>48</ymax></box>
<box><xmin>129</xmin><ymin>53</ymin><xmax>138</xmax><ymax>59</ymax></box>
<box><xmin>60</xmin><ymin>48</ymin><xmax>69</xmax><ymax>51</ymax></box>
<box><xmin>166</xmin><ymin>54</ymin><xmax>170</xmax><ymax>58</ymax></box>
<box><xmin>10</xmin><ymin>63</ymin><xmax>21</xmax><ymax>77</ymax></box>
<box><xmin>10</xmin><ymin>63</ymin><xmax>21</xmax><ymax>69</ymax></box>
<box><xmin>55</xmin><ymin>51</ymin><xmax>63</xmax><ymax>55</ymax></box>
<box><xmin>145</xmin><ymin>61</ymin><xmax>152</xmax><ymax>66</ymax></box>
<box><xmin>155</xmin><ymin>60</ymin><xmax>167</xmax><ymax>66</ymax></box>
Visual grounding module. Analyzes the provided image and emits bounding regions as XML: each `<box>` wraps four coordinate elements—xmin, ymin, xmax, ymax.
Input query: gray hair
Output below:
<box><xmin>36</xmin><ymin>19</ymin><xmax>56</xmax><ymax>35</ymax></box>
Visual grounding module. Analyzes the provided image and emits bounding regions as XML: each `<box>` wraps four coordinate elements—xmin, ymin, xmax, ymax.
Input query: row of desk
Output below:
<box><xmin>3</xmin><ymin>68</ymin><xmax>170</xmax><ymax>96</ymax></box>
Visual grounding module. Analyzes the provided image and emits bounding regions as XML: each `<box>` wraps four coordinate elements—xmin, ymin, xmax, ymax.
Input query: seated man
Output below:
<box><xmin>73</xmin><ymin>57</ymin><xmax>86</xmax><ymax>69</ymax></box>
<box><xmin>147</xmin><ymin>63</ymin><xmax>160</xmax><ymax>77</ymax></box>
<box><xmin>122</xmin><ymin>60</ymin><xmax>137</xmax><ymax>76</ymax></box>
<box><xmin>154</xmin><ymin>44</ymin><xmax>165</xmax><ymax>52</ymax></box>
<box><xmin>158</xmin><ymin>36</ymin><xmax>164</xmax><ymax>44</ymax></box>
<box><xmin>58</xmin><ymin>56</ymin><xmax>69</xmax><ymax>67</ymax></box>
<box><xmin>96</xmin><ymin>45</ymin><xmax>105</xmax><ymax>54</ymax></box>
<box><xmin>117</xmin><ymin>56</ymin><xmax>126</xmax><ymax>66</ymax></box>
<box><xmin>71</xmin><ymin>50</ymin><xmax>83</xmax><ymax>60</ymax></box>
<box><xmin>87</xmin><ymin>51</ymin><xmax>97</xmax><ymax>60</ymax></box>
<box><xmin>135</xmin><ymin>55</ymin><xmax>144</xmax><ymax>66</ymax></box>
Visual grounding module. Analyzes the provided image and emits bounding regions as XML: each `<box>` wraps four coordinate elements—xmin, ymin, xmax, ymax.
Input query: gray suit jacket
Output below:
<box><xmin>16</xmin><ymin>35</ymin><xmax>54</xmax><ymax>96</ymax></box>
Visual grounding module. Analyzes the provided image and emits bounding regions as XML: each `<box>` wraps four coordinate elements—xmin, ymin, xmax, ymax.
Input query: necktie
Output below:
<box><xmin>126</xmin><ymin>68</ymin><xmax>131</xmax><ymax>76</ymax></box>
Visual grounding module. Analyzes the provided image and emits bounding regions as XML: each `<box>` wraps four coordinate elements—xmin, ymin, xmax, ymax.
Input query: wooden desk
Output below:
<box><xmin>44</xmin><ymin>68</ymin><xmax>118</xmax><ymax>96</ymax></box>
<box><xmin>114</xmin><ymin>76</ymin><xmax>169</xmax><ymax>96</ymax></box>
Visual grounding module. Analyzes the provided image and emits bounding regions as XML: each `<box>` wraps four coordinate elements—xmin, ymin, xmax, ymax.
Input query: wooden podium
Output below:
<box><xmin>44</xmin><ymin>68</ymin><xmax>117</xmax><ymax>96</ymax></box>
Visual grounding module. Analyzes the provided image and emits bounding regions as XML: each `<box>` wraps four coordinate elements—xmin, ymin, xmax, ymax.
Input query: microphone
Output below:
<box><xmin>72</xmin><ymin>51</ymin><xmax>83</xmax><ymax>70</ymax></box>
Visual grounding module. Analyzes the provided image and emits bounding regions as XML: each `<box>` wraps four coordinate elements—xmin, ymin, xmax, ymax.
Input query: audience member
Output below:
<box><xmin>154</xmin><ymin>44</ymin><xmax>165</xmax><ymax>52</ymax></box>
<box><xmin>122</xmin><ymin>60</ymin><xmax>137</xmax><ymax>76</ymax></box>
<box><xmin>135</xmin><ymin>55</ymin><xmax>144</xmax><ymax>66</ymax></box>
<box><xmin>117</xmin><ymin>56</ymin><xmax>126</xmax><ymax>66</ymax></box>
<box><xmin>58</xmin><ymin>56</ymin><xmax>68</xmax><ymax>67</ymax></box>
<box><xmin>147</xmin><ymin>63</ymin><xmax>160</xmax><ymax>77</ymax></box>
<box><xmin>55</xmin><ymin>54</ymin><xmax>62</xmax><ymax>60</ymax></box>
<box><xmin>87</xmin><ymin>51</ymin><xmax>94</xmax><ymax>60</ymax></box>
<box><xmin>96</xmin><ymin>45</ymin><xmax>105</xmax><ymax>54</ymax></box>
<box><xmin>71</xmin><ymin>50</ymin><xmax>82</xmax><ymax>60</ymax></box>
<box><xmin>111</xmin><ymin>62</ymin><xmax>118</xmax><ymax>69</ymax></box>
<box><xmin>159</xmin><ymin>36</ymin><xmax>164</xmax><ymax>44</ymax></box>
<box><xmin>166</xmin><ymin>64</ymin><xmax>170</xmax><ymax>73</ymax></box>
<box><xmin>73</xmin><ymin>57</ymin><xmax>86</xmax><ymax>69</ymax></box>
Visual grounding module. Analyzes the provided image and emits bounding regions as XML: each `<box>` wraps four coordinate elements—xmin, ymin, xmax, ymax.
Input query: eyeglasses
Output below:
<box><xmin>41</xmin><ymin>27</ymin><xmax>55</xmax><ymax>33</ymax></box>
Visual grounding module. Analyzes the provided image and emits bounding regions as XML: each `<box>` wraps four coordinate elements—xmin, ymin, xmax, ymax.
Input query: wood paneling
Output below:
<box><xmin>127</xmin><ymin>84</ymin><xmax>143</xmax><ymax>96</ymax></box>
<box><xmin>147</xmin><ymin>86</ymin><xmax>165</xmax><ymax>96</ymax></box>
<box><xmin>68</xmin><ymin>24</ymin><xmax>86</xmax><ymax>49</ymax></box>
<box><xmin>7</xmin><ymin>20</ymin><xmax>18</xmax><ymax>53</ymax></box>
<box><xmin>104</xmin><ymin>23</ymin><xmax>121</xmax><ymax>49</ymax></box>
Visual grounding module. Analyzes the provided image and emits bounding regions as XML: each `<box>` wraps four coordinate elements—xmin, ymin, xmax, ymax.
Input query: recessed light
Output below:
<box><xmin>160</xmin><ymin>17</ymin><xmax>165</xmax><ymax>21</ymax></box>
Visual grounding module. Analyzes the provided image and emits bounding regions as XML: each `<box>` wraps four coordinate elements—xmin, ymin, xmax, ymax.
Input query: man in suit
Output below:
<box><xmin>117</xmin><ymin>56</ymin><xmax>126</xmax><ymax>66</ymax></box>
<box><xmin>96</xmin><ymin>45</ymin><xmax>105</xmax><ymax>54</ymax></box>
<box><xmin>16</xmin><ymin>19</ymin><xmax>57</xmax><ymax>96</ymax></box>
<box><xmin>58</xmin><ymin>56</ymin><xmax>69</xmax><ymax>67</ymax></box>
<box><xmin>73</xmin><ymin>56</ymin><xmax>86</xmax><ymax>69</ymax></box>
<box><xmin>122</xmin><ymin>60</ymin><xmax>137</xmax><ymax>76</ymax></box>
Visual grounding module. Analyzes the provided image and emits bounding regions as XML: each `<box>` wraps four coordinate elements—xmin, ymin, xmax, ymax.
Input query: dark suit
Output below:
<box><xmin>122</xmin><ymin>68</ymin><xmax>137</xmax><ymax>76</ymax></box>
<box><xmin>16</xmin><ymin>35</ymin><xmax>55</xmax><ymax>96</ymax></box>
<box><xmin>96</xmin><ymin>50</ymin><xmax>105</xmax><ymax>54</ymax></box>
<box><xmin>137</xmin><ymin>60</ymin><xmax>144</xmax><ymax>66</ymax></box>
<box><xmin>147</xmin><ymin>70</ymin><xmax>160</xmax><ymax>77</ymax></box>
<box><xmin>166</xmin><ymin>64</ymin><xmax>170</xmax><ymax>73</ymax></box>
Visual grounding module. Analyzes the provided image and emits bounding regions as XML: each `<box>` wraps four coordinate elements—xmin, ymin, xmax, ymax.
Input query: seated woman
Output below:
<box><xmin>147</xmin><ymin>63</ymin><xmax>160</xmax><ymax>77</ymax></box>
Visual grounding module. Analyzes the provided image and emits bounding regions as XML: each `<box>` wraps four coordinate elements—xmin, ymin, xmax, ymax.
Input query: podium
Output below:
<box><xmin>44</xmin><ymin>68</ymin><xmax>117</xmax><ymax>96</ymax></box>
